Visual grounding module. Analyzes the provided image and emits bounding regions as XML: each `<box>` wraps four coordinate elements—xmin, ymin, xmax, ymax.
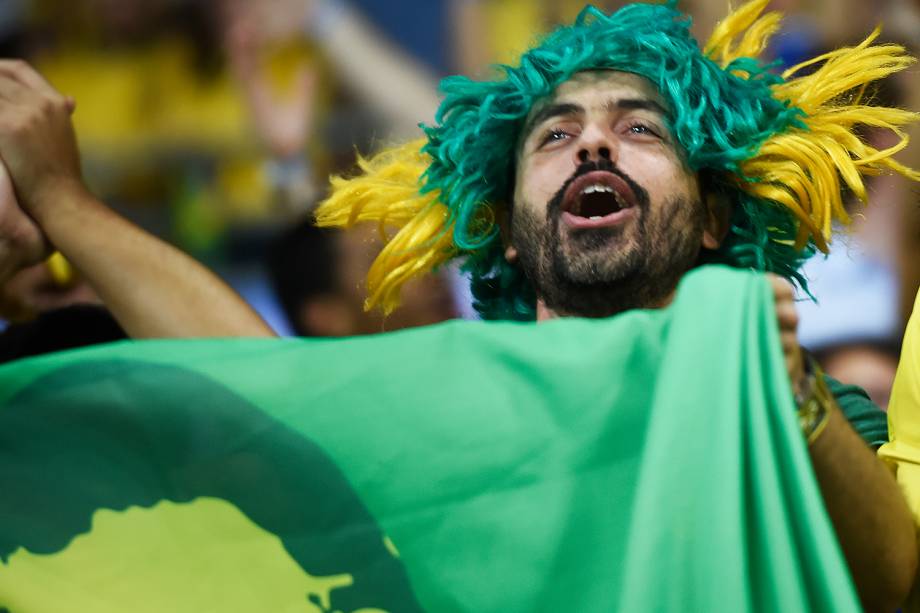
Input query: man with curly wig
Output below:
<box><xmin>309</xmin><ymin>1</ymin><xmax>920</xmax><ymax>607</ymax></box>
<box><xmin>0</xmin><ymin>0</ymin><xmax>917</xmax><ymax>608</ymax></box>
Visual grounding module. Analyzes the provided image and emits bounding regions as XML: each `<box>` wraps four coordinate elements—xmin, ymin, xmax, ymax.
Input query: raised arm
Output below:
<box><xmin>0</xmin><ymin>60</ymin><xmax>275</xmax><ymax>339</ymax></box>
<box><xmin>306</xmin><ymin>2</ymin><xmax>441</xmax><ymax>134</ymax></box>
<box><xmin>773</xmin><ymin>275</ymin><xmax>917</xmax><ymax>611</ymax></box>
<box><xmin>224</xmin><ymin>0</ymin><xmax>441</xmax><ymax>136</ymax></box>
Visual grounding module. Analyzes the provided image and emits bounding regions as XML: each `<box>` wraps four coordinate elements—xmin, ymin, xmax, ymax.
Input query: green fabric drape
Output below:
<box><xmin>0</xmin><ymin>266</ymin><xmax>858</xmax><ymax>612</ymax></box>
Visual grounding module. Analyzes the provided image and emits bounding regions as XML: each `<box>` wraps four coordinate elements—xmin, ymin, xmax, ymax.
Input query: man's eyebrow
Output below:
<box><xmin>522</xmin><ymin>98</ymin><xmax>670</xmax><ymax>139</ymax></box>
<box><xmin>610</xmin><ymin>98</ymin><xmax>669</xmax><ymax>117</ymax></box>
<box><xmin>522</xmin><ymin>102</ymin><xmax>583</xmax><ymax>138</ymax></box>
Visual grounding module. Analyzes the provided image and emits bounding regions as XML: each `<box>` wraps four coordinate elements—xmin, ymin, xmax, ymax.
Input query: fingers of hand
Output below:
<box><xmin>768</xmin><ymin>272</ymin><xmax>795</xmax><ymax>302</ymax></box>
<box><xmin>0</xmin><ymin>79</ymin><xmax>71</xmax><ymax>137</ymax></box>
<box><xmin>780</xmin><ymin>316</ymin><xmax>805</xmax><ymax>392</ymax></box>
<box><xmin>0</xmin><ymin>160</ymin><xmax>48</xmax><ymax>269</ymax></box>
<box><xmin>0</xmin><ymin>59</ymin><xmax>61</xmax><ymax>98</ymax></box>
<box><xmin>0</xmin><ymin>69</ymin><xmax>27</xmax><ymax>104</ymax></box>
<box><xmin>767</xmin><ymin>273</ymin><xmax>806</xmax><ymax>389</ymax></box>
<box><xmin>775</xmin><ymin>299</ymin><xmax>798</xmax><ymax>334</ymax></box>
<box><xmin>0</xmin><ymin>60</ymin><xmax>69</xmax><ymax>121</ymax></box>
<box><xmin>776</xmin><ymin>300</ymin><xmax>800</xmax><ymax>357</ymax></box>
<box><xmin>0</xmin><ymin>63</ymin><xmax>82</xmax><ymax>213</ymax></box>
<box><xmin>768</xmin><ymin>274</ymin><xmax>798</xmax><ymax>330</ymax></box>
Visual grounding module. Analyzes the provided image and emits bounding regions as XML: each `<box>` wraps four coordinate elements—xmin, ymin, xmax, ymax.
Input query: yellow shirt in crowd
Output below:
<box><xmin>880</xmin><ymin>289</ymin><xmax>920</xmax><ymax>518</ymax></box>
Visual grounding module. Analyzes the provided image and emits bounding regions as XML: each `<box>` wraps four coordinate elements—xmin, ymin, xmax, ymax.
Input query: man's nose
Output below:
<box><xmin>577</xmin><ymin>147</ymin><xmax>611</xmax><ymax>164</ymax></box>
<box><xmin>575</xmin><ymin>123</ymin><xmax>617</xmax><ymax>165</ymax></box>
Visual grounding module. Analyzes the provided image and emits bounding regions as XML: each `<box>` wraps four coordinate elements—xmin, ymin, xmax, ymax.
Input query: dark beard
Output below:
<box><xmin>512</xmin><ymin>160</ymin><xmax>705</xmax><ymax>318</ymax></box>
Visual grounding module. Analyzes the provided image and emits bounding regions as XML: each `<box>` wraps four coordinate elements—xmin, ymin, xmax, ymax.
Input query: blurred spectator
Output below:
<box><xmin>798</xmin><ymin>110</ymin><xmax>913</xmax><ymax>409</ymax></box>
<box><xmin>797</xmin><ymin>234</ymin><xmax>903</xmax><ymax>409</ymax></box>
<box><xmin>451</xmin><ymin>0</ymin><xmax>640</xmax><ymax>77</ymax></box>
<box><xmin>222</xmin><ymin>3</ymin><xmax>320</xmax><ymax>212</ymax></box>
<box><xmin>223</xmin><ymin>0</ymin><xmax>441</xmax><ymax>136</ymax></box>
<box><xmin>814</xmin><ymin>341</ymin><xmax>902</xmax><ymax>410</ymax></box>
<box><xmin>24</xmin><ymin>0</ymin><xmax>330</xmax><ymax>263</ymax></box>
<box><xmin>875</xmin><ymin>0</ymin><xmax>920</xmax><ymax>328</ymax></box>
<box><xmin>267</xmin><ymin>217</ymin><xmax>457</xmax><ymax>336</ymax></box>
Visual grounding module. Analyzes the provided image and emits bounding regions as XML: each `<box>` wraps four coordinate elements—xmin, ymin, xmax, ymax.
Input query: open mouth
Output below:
<box><xmin>572</xmin><ymin>183</ymin><xmax>629</xmax><ymax>219</ymax></box>
<box><xmin>560</xmin><ymin>170</ymin><xmax>637</xmax><ymax>229</ymax></box>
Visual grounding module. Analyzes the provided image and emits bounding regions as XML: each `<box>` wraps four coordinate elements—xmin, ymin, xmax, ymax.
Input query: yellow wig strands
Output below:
<box><xmin>704</xmin><ymin>0</ymin><xmax>782</xmax><ymax>67</ymax></box>
<box><xmin>315</xmin><ymin>140</ymin><xmax>457</xmax><ymax>313</ymax></box>
<box><xmin>706</xmin><ymin>0</ymin><xmax>920</xmax><ymax>251</ymax></box>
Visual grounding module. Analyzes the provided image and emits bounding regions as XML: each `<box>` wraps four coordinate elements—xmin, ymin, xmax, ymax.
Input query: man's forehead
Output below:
<box><xmin>557</xmin><ymin>70</ymin><xmax>660</xmax><ymax>97</ymax></box>
<box><xmin>525</xmin><ymin>70</ymin><xmax>667</xmax><ymax>124</ymax></box>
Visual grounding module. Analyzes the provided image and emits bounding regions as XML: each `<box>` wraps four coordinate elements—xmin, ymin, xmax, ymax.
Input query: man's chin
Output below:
<box><xmin>559</xmin><ymin>221</ymin><xmax>632</xmax><ymax>248</ymax></box>
<box><xmin>556</xmin><ymin>257</ymin><xmax>638</xmax><ymax>287</ymax></box>
<box><xmin>557</xmin><ymin>236</ymin><xmax>638</xmax><ymax>280</ymax></box>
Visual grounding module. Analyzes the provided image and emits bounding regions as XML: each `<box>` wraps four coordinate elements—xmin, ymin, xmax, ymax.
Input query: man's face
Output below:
<box><xmin>511</xmin><ymin>70</ymin><xmax>718</xmax><ymax>318</ymax></box>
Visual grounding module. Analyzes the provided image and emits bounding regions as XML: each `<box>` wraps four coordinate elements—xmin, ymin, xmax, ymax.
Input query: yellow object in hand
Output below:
<box><xmin>45</xmin><ymin>252</ymin><xmax>75</xmax><ymax>286</ymax></box>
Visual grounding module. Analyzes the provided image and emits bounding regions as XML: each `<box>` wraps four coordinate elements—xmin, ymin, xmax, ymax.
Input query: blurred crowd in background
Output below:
<box><xmin>1</xmin><ymin>0</ymin><xmax>919</xmax><ymax>409</ymax></box>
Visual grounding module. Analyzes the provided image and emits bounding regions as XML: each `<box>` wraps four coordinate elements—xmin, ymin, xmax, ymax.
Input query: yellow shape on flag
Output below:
<box><xmin>0</xmin><ymin>497</ymin><xmax>389</xmax><ymax>613</ymax></box>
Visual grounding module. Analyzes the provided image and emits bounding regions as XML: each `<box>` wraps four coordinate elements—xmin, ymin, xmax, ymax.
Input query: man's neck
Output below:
<box><xmin>534</xmin><ymin>291</ymin><xmax>677</xmax><ymax>322</ymax></box>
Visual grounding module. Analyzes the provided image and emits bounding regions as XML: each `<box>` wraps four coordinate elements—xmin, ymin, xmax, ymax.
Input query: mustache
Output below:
<box><xmin>546</xmin><ymin>159</ymin><xmax>649</xmax><ymax>222</ymax></box>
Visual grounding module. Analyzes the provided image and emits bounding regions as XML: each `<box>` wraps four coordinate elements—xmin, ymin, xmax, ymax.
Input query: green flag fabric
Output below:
<box><xmin>0</xmin><ymin>266</ymin><xmax>860</xmax><ymax>612</ymax></box>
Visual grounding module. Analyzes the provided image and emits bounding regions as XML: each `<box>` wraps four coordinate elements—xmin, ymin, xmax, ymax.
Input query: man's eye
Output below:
<box><xmin>540</xmin><ymin>129</ymin><xmax>570</xmax><ymax>146</ymax></box>
<box><xmin>627</xmin><ymin>123</ymin><xmax>659</xmax><ymax>137</ymax></box>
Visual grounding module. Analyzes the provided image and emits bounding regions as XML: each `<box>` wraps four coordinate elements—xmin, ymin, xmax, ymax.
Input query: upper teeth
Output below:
<box><xmin>581</xmin><ymin>184</ymin><xmax>614</xmax><ymax>195</ymax></box>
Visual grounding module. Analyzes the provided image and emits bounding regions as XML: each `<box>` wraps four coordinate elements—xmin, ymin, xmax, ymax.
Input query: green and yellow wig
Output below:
<box><xmin>316</xmin><ymin>0</ymin><xmax>920</xmax><ymax>320</ymax></box>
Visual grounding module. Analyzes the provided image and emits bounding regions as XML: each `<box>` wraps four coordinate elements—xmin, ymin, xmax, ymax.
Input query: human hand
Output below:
<box><xmin>0</xmin><ymin>60</ymin><xmax>88</xmax><ymax>219</ymax></box>
<box><xmin>0</xmin><ymin>157</ymin><xmax>49</xmax><ymax>285</ymax></box>
<box><xmin>769</xmin><ymin>274</ymin><xmax>806</xmax><ymax>396</ymax></box>
<box><xmin>0</xmin><ymin>257</ymin><xmax>96</xmax><ymax>322</ymax></box>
